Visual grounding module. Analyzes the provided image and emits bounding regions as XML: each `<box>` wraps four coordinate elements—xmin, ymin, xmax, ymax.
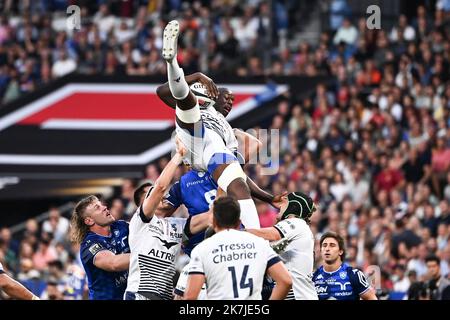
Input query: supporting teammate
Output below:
<box><xmin>125</xmin><ymin>139</ymin><xmax>212</xmax><ymax>300</ymax></box>
<box><xmin>183</xmin><ymin>196</ymin><xmax>292</xmax><ymax>300</ymax></box>
<box><xmin>246</xmin><ymin>192</ymin><xmax>318</xmax><ymax>300</ymax></box>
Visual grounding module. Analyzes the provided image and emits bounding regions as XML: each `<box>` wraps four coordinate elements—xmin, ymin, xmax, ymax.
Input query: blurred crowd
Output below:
<box><xmin>1</xmin><ymin>0</ymin><xmax>450</xmax><ymax>300</ymax></box>
<box><xmin>0</xmin><ymin>0</ymin><xmax>300</xmax><ymax>105</ymax></box>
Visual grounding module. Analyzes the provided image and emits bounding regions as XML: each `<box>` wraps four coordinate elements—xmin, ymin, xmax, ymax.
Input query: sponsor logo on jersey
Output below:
<box><xmin>115</xmin><ymin>273</ymin><xmax>128</xmax><ymax>287</ymax></box>
<box><xmin>147</xmin><ymin>248</ymin><xmax>176</xmax><ymax>262</ymax></box>
<box><xmin>88</xmin><ymin>243</ymin><xmax>103</xmax><ymax>256</ymax></box>
<box><xmin>147</xmin><ymin>224</ymin><xmax>164</xmax><ymax>235</ymax></box>
<box><xmin>186</xmin><ymin>179</ymin><xmax>205</xmax><ymax>188</ymax></box>
<box><xmin>316</xmin><ymin>286</ymin><xmax>328</xmax><ymax>294</ymax></box>
<box><xmin>335</xmin><ymin>281</ymin><xmax>351</xmax><ymax>291</ymax></box>
<box><xmin>153</xmin><ymin>236</ymin><xmax>179</xmax><ymax>250</ymax></box>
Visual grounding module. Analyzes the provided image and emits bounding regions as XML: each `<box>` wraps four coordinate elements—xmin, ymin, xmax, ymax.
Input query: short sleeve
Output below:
<box><xmin>352</xmin><ymin>268</ymin><xmax>371</xmax><ymax>295</ymax></box>
<box><xmin>165</xmin><ymin>181</ymin><xmax>182</xmax><ymax>209</ymax></box>
<box><xmin>137</xmin><ymin>205</ymin><xmax>153</xmax><ymax>223</ymax></box>
<box><xmin>273</xmin><ymin>218</ymin><xmax>300</xmax><ymax>240</ymax></box>
<box><xmin>80</xmin><ymin>239</ymin><xmax>107</xmax><ymax>265</ymax></box>
<box><xmin>188</xmin><ymin>247</ymin><xmax>205</xmax><ymax>275</ymax></box>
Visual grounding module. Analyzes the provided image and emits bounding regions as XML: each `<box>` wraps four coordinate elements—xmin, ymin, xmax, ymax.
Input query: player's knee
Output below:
<box><xmin>176</xmin><ymin>104</ymin><xmax>200</xmax><ymax>123</ymax></box>
<box><xmin>216</xmin><ymin>162</ymin><xmax>250</xmax><ymax>199</ymax></box>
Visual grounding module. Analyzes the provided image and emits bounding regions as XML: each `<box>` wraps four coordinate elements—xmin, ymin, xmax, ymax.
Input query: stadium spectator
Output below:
<box><xmin>42</xmin><ymin>207</ymin><xmax>70</xmax><ymax>245</ymax></box>
<box><xmin>425</xmin><ymin>254</ymin><xmax>450</xmax><ymax>300</ymax></box>
<box><xmin>52</xmin><ymin>49</ymin><xmax>77</xmax><ymax>78</ymax></box>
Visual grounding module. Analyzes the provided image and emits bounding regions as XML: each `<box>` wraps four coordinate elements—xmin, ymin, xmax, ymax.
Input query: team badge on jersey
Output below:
<box><xmin>339</xmin><ymin>271</ymin><xmax>347</xmax><ymax>279</ymax></box>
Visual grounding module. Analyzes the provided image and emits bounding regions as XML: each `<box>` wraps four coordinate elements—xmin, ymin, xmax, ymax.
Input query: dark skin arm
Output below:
<box><xmin>156</xmin><ymin>72</ymin><xmax>219</xmax><ymax>109</ymax></box>
<box><xmin>246</xmin><ymin>177</ymin><xmax>287</xmax><ymax>209</ymax></box>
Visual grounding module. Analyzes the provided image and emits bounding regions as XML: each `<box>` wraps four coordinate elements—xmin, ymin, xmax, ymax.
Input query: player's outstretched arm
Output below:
<box><xmin>267</xmin><ymin>261</ymin><xmax>292</xmax><ymax>300</ymax></box>
<box><xmin>246</xmin><ymin>177</ymin><xmax>275</xmax><ymax>205</ymax></box>
<box><xmin>141</xmin><ymin>138</ymin><xmax>186</xmax><ymax>219</ymax></box>
<box><xmin>93</xmin><ymin>250</ymin><xmax>130</xmax><ymax>272</ymax></box>
<box><xmin>0</xmin><ymin>273</ymin><xmax>39</xmax><ymax>300</ymax></box>
<box><xmin>187</xmin><ymin>208</ymin><xmax>213</xmax><ymax>235</ymax></box>
<box><xmin>183</xmin><ymin>274</ymin><xmax>205</xmax><ymax>300</ymax></box>
<box><xmin>156</xmin><ymin>72</ymin><xmax>218</xmax><ymax>109</ymax></box>
<box><xmin>246</xmin><ymin>227</ymin><xmax>281</xmax><ymax>242</ymax></box>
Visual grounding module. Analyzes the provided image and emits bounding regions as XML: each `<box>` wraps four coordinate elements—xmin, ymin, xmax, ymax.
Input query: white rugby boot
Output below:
<box><xmin>162</xmin><ymin>20</ymin><xmax>180</xmax><ymax>62</ymax></box>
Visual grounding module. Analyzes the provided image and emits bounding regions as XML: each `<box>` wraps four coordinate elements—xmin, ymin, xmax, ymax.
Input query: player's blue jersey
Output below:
<box><xmin>165</xmin><ymin>170</ymin><xmax>218</xmax><ymax>256</ymax></box>
<box><xmin>80</xmin><ymin>220</ymin><xmax>130</xmax><ymax>300</ymax></box>
<box><xmin>312</xmin><ymin>263</ymin><xmax>371</xmax><ymax>300</ymax></box>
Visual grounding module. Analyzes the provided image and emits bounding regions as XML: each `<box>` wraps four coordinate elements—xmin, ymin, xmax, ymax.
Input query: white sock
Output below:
<box><xmin>238</xmin><ymin>199</ymin><xmax>260</xmax><ymax>229</ymax></box>
<box><xmin>167</xmin><ymin>59</ymin><xmax>189</xmax><ymax>100</ymax></box>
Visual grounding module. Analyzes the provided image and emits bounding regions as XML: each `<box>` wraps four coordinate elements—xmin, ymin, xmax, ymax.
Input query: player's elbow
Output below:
<box><xmin>282</xmin><ymin>274</ymin><xmax>293</xmax><ymax>289</ymax></box>
<box><xmin>154</xmin><ymin>181</ymin><xmax>169</xmax><ymax>194</ymax></box>
<box><xmin>275</xmin><ymin>270</ymin><xmax>292</xmax><ymax>289</ymax></box>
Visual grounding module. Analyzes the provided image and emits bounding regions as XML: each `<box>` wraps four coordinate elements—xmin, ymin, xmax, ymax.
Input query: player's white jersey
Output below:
<box><xmin>200</xmin><ymin>106</ymin><xmax>238</xmax><ymax>153</ymax></box>
<box><xmin>271</xmin><ymin>218</ymin><xmax>318</xmax><ymax>300</ymax></box>
<box><xmin>175</xmin><ymin>107</ymin><xmax>238</xmax><ymax>172</ymax></box>
<box><xmin>174</xmin><ymin>262</ymin><xmax>208</xmax><ymax>299</ymax></box>
<box><xmin>126</xmin><ymin>207</ymin><xmax>186</xmax><ymax>300</ymax></box>
<box><xmin>188</xmin><ymin>229</ymin><xmax>280</xmax><ymax>300</ymax></box>
<box><xmin>0</xmin><ymin>261</ymin><xmax>4</xmax><ymax>273</ymax></box>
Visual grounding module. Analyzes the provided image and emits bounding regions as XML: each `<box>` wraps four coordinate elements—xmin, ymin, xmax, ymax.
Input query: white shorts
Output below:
<box><xmin>176</xmin><ymin>121</ymin><xmax>237</xmax><ymax>174</ymax></box>
<box><xmin>174</xmin><ymin>263</ymin><xmax>208</xmax><ymax>299</ymax></box>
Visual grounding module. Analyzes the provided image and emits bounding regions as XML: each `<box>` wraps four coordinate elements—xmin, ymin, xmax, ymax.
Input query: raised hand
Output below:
<box><xmin>271</xmin><ymin>191</ymin><xmax>288</xmax><ymax>209</ymax></box>
<box><xmin>175</xmin><ymin>136</ymin><xmax>187</xmax><ymax>157</ymax></box>
<box><xmin>194</xmin><ymin>72</ymin><xmax>219</xmax><ymax>99</ymax></box>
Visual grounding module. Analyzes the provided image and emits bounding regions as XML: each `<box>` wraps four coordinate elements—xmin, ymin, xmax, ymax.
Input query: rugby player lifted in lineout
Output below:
<box><xmin>160</xmin><ymin>19</ymin><xmax>260</xmax><ymax>228</ymax></box>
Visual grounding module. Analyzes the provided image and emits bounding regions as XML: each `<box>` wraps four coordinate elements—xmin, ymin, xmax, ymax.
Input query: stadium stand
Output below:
<box><xmin>0</xmin><ymin>0</ymin><xmax>449</xmax><ymax>300</ymax></box>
